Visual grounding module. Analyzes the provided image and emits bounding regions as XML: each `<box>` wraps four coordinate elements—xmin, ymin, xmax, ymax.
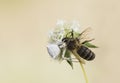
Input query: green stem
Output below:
<box><xmin>80</xmin><ymin>62</ymin><xmax>88</xmax><ymax>83</ymax></box>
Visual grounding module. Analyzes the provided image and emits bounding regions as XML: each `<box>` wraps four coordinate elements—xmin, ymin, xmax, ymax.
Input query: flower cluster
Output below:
<box><xmin>48</xmin><ymin>20</ymin><xmax>81</xmax><ymax>44</ymax></box>
<box><xmin>47</xmin><ymin>20</ymin><xmax>82</xmax><ymax>68</ymax></box>
<box><xmin>47</xmin><ymin>20</ymin><xmax>97</xmax><ymax>67</ymax></box>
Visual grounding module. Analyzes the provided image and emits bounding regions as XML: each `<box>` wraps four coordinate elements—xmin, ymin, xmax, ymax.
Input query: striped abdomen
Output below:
<box><xmin>77</xmin><ymin>45</ymin><xmax>95</xmax><ymax>61</ymax></box>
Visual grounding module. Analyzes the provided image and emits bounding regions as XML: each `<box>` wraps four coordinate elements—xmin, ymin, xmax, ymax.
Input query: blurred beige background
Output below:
<box><xmin>0</xmin><ymin>0</ymin><xmax>120</xmax><ymax>83</ymax></box>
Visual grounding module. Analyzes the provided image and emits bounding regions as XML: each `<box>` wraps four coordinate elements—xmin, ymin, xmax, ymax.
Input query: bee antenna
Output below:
<box><xmin>71</xmin><ymin>29</ymin><xmax>74</xmax><ymax>38</ymax></box>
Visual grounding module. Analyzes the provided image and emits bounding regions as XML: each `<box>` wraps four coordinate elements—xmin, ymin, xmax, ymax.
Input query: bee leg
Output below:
<box><xmin>70</xmin><ymin>60</ymin><xmax>81</xmax><ymax>63</ymax></box>
<box><xmin>61</xmin><ymin>48</ymin><xmax>67</xmax><ymax>60</ymax></box>
<box><xmin>82</xmin><ymin>39</ymin><xmax>94</xmax><ymax>44</ymax></box>
<box><xmin>70</xmin><ymin>58</ymin><xmax>81</xmax><ymax>63</ymax></box>
<box><xmin>63</xmin><ymin>58</ymin><xmax>80</xmax><ymax>62</ymax></box>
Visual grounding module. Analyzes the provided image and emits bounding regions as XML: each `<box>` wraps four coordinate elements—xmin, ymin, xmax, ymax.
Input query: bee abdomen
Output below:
<box><xmin>77</xmin><ymin>46</ymin><xmax>95</xmax><ymax>61</ymax></box>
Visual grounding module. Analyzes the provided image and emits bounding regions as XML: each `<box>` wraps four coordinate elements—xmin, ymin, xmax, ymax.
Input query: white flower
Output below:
<box><xmin>48</xmin><ymin>28</ymin><xmax>65</xmax><ymax>44</ymax></box>
<box><xmin>56</xmin><ymin>20</ymin><xmax>66</xmax><ymax>27</ymax></box>
<box><xmin>70</xmin><ymin>21</ymin><xmax>80</xmax><ymax>32</ymax></box>
<box><xmin>47</xmin><ymin>20</ymin><xmax>81</xmax><ymax>60</ymax></box>
<box><xmin>48</xmin><ymin>20</ymin><xmax>81</xmax><ymax>44</ymax></box>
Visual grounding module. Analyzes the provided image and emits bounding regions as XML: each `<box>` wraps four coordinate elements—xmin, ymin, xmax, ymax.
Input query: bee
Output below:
<box><xmin>47</xmin><ymin>28</ymin><xmax>97</xmax><ymax>64</ymax></box>
<box><xmin>62</xmin><ymin>28</ymin><xmax>95</xmax><ymax>63</ymax></box>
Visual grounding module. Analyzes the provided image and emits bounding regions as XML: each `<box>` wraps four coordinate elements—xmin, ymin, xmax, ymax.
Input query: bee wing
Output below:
<box><xmin>47</xmin><ymin>44</ymin><xmax>61</xmax><ymax>59</ymax></box>
<box><xmin>78</xmin><ymin>27</ymin><xmax>93</xmax><ymax>43</ymax></box>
